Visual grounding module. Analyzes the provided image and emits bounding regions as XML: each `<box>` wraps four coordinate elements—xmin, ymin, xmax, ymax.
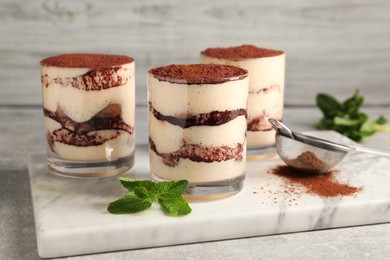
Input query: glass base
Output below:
<box><xmin>47</xmin><ymin>152</ymin><xmax>134</xmax><ymax>178</ymax></box>
<box><xmin>152</xmin><ymin>173</ymin><xmax>245</xmax><ymax>200</ymax></box>
<box><xmin>246</xmin><ymin>145</ymin><xmax>277</xmax><ymax>161</ymax></box>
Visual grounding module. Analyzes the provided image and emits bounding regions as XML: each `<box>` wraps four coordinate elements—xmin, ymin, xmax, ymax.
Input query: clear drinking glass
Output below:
<box><xmin>147</xmin><ymin>64</ymin><xmax>249</xmax><ymax>198</ymax></box>
<box><xmin>40</xmin><ymin>53</ymin><xmax>135</xmax><ymax>178</ymax></box>
<box><xmin>201</xmin><ymin>45</ymin><xmax>285</xmax><ymax>158</ymax></box>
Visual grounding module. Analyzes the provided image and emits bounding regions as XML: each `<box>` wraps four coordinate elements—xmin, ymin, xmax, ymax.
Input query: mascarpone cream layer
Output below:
<box><xmin>45</xmin><ymin>117</ymin><xmax>134</xmax><ymax>161</ymax></box>
<box><xmin>147</xmin><ymin>74</ymin><xmax>248</xmax><ymax>115</ymax></box>
<box><xmin>201</xmin><ymin>54</ymin><xmax>285</xmax><ymax>147</ymax></box>
<box><xmin>150</xmin><ymin>147</ymin><xmax>246</xmax><ymax>183</ymax></box>
<box><xmin>41</xmin><ymin>63</ymin><xmax>135</xmax><ymax>125</ymax></box>
<box><xmin>247</xmin><ymin>130</ymin><xmax>276</xmax><ymax>147</ymax></box>
<box><xmin>200</xmin><ymin>54</ymin><xmax>285</xmax><ymax>93</ymax></box>
<box><xmin>247</xmin><ymin>87</ymin><xmax>283</xmax><ymax>122</ymax></box>
<box><xmin>149</xmin><ymin>111</ymin><xmax>246</xmax><ymax>153</ymax></box>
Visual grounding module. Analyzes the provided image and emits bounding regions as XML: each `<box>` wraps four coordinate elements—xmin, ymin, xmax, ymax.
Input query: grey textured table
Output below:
<box><xmin>1</xmin><ymin>106</ymin><xmax>390</xmax><ymax>260</ymax></box>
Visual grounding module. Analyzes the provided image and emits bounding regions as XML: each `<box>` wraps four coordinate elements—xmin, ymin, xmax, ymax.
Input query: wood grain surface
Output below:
<box><xmin>1</xmin><ymin>0</ymin><xmax>390</xmax><ymax>106</ymax></box>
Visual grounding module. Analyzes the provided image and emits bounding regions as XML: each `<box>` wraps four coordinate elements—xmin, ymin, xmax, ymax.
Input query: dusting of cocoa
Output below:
<box><xmin>149</xmin><ymin>64</ymin><xmax>248</xmax><ymax>84</ymax></box>
<box><xmin>40</xmin><ymin>53</ymin><xmax>134</xmax><ymax>69</ymax></box>
<box><xmin>201</xmin><ymin>45</ymin><xmax>284</xmax><ymax>60</ymax></box>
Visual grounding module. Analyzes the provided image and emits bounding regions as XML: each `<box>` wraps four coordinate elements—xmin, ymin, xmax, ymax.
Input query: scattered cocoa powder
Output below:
<box><xmin>201</xmin><ymin>45</ymin><xmax>284</xmax><ymax>60</ymax></box>
<box><xmin>40</xmin><ymin>53</ymin><xmax>134</xmax><ymax>69</ymax></box>
<box><xmin>148</xmin><ymin>64</ymin><xmax>248</xmax><ymax>84</ymax></box>
<box><xmin>271</xmin><ymin>165</ymin><xmax>362</xmax><ymax>198</ymax></box>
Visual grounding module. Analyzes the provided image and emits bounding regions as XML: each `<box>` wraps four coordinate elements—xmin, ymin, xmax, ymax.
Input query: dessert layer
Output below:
<box><xmin>201</xmin><ymin>49</ymin><xmax>284</xmax><ymax>148</ymax></box>
<box><xmin>201</xmin><ymin>54</ymin><xmax>285</xmax><ymax>91</ymax></box>
<box><xmin>44</xmin><ymin>105</ymin><xmax>134</xmax><ymax>147</ymax></box>
<box><xmin>201</xmin><ymin>45</ymin><xmax>284</xmax><ymax>60</ymax></box>
<box><xmin>42</xmin><ymin>64</ymin><xmax>134</xmax><ymax>124</ymax></box>
<box><xmin>149</xmin><ymin>111</ymin><xmax>246</xmax><ymax>153</ymax></box>
<box><xmin>150</xmin><ymin>137</ymin><xmax>243</xmax><ymax>167</ymax></box>
<box><xmin>150</xmin><ymin>148</ymin><xmax>246</xmax><ymax>183</ymax></box>
<box><xmin>249</xmin><ymin>84</ymin><xmax>281</xmax><ymax>95</ymax></box>
<box><xmin>41</xmin><ymin>55</ymin><xmax>135</xmax><ymax>161</ymax></box>
<box><xmin>45</xmin><ymin>116</ymin><xmax>135</xmax><ymax>161</ymax></box>
<box><xmin>41</xmin><ymin>67</ymin><xmax>128</xmax><ymax>91</ymax></box>
<box><xmin>247</xmin><ymin>130</ymin><xmax>276</xmax><ymax>147</ymax></box>
<box><xmin>148</xmin><ymin>63</ymin><xmax>248</xmax><ymax>181</ymax></box>
<box><xmin>48</xmin><ymin>132</ymin><xmax>134</xmax><ymax>161</ymax></box>
<box><xmin>147</xmin><ymin>75</ymin><xmax>248</xmax><ymax>115</ymax></box>
<box><xmin>40</xmin><ymin>53</ymin><xmax>134</xmax><ymax>69</ymax></box>
<box><xmin>150</xmin><ymin>104</ymin><xmax>246</xmax><ymax>129</ymax></box>
<box><xmin>148</xmin><ymin>64</ymin><xmax>248</xmax><ymax>84</ymax></box>
<box><xmin>247</xmin><ymin>93</ymin><xmax>283</xmax><ymax>131</ymax></box>
<box><xmin>247</xmin><ymin>114</ymin><xmax>282</xmax><ymax>132</ymax></box>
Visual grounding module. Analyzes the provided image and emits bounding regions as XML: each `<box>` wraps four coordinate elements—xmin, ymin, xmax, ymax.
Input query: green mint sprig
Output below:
<box><xmin>107</xmin><ymin>178</ymin><xmax>192</xmax><ymax>216</ymax></box>
<box><xmin>315</xmin><ymin>90</ymin><xmax>390</xmax><ymax>142</ymax></box>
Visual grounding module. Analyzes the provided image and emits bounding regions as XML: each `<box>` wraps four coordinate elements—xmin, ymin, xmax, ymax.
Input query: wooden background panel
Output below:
<box><xmin>1</xmin><ymin>0</ymin><xmax>390</xmax><ymax>106</ymax></box>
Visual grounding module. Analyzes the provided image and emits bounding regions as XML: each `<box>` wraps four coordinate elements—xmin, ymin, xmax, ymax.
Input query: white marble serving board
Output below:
<box><xmin>29</xmin><ymin>131</ymin><xmax>390</xmax><ymax>258</ymax></box>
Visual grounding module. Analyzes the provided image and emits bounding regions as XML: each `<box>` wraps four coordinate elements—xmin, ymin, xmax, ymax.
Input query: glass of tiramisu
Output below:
<box><xmin>147</xmin><ymin>64</ymin><xmax>249</xmax><ymax>198</ymax></box>
<box><xmin>40</xmin><ymin>53</ymin><xmax>135</xmax><ymax>178</ymax></box>
<box><xmin>201</xmin><ymin>45</ymin><xmax>285</xmax><ymax>157</ymax></box>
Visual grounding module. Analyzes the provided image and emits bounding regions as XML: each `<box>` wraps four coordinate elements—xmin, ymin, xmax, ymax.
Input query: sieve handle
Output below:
<box><xmin>350</xmin><ymin>146</ymin><xmax>390</xmax><ymax>158</ymax></box>
<box><xmin>268</xmin><ymin>119</ymin><xmax>294</xmax><ymax>138</ymax></box>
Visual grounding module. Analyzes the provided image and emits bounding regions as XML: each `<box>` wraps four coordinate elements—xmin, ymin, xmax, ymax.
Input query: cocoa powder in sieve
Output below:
<box><xmin>283</xmin><ymin>151</ymin><xmax>328</xmax><ymax>171</ymax></box>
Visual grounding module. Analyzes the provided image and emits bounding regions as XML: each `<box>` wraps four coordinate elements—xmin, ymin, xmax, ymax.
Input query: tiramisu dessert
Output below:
<box><xmin>147</xmin><ymin>64</ymin><xmax>248</xmax><ymax>196</ymax></box>
<box><xmin>40</xmin><ymin>53</ymin><xmax>135</xmax><ymax>177</ymax></box>
<box><xmin>201</xmin><ymin>45</ymin><xmax>285</xmax><ymax>149</ymax></box>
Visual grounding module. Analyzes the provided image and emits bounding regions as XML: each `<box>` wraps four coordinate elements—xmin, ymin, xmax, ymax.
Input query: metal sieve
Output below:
<box><xmin>269</xmin><ymin>119</ymin><xmax>390</xmax><ymax>174</ymax></box>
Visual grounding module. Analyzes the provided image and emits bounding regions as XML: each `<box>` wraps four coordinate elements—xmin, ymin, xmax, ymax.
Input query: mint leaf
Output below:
<box><xmin>334</xmin><ymin>116</ymin><xmax>360</xmax><ymax>127</ymax></box>
<box><xmin>376</xmin><ymin>115</ymin><xmax>388</xmax><ymax>125</ymax></box>
<box><xmin>360</xmin><ymin>120</ymin><xmax>376</xmax><ymax>136</ymax></box>
<box><xmin>316</xmin><ymin>93</ymin><xmax>343</xmax><ymax>118</ymax></box>
<box><xmin>154</xmin><ymin>180</ymin><xmax>189</xmax><ymax>195</ymax></box>
<box><xmin>108</xmin><ymin>179</ymin><xmax>192</xmax><ymax>216</ymax></box>
<box><xmin>156</xmin><ymin>180</ymin><xmax>191</xmax><ymax>216</ymax></box>
<box><xmin>315</xmin><ymin>90</ymin><xmax>390</xmax><ymax>142</ymax></box>
<box><xmin>119</xmin><ymin>177</ymin><xmax>154</xmax><ymax>191</ymax></box>
<box><xmin>107</xmin><ymin>193</ymin><xmax>152</xmax><ymax>214</ymax></box>
<box><xmin>133</xmin><ymin>186</ymin><xmax>154</xmax><ymax>200</ymax></box>
<box><xmin>342</xmin><ymin>90</ymin><xmax>363</xmax><ymax>115</ymax></box>
<box><xmin>159</xmin><ymin>194</ymin><xmax>192</xmax><ymax>216</ymax></box>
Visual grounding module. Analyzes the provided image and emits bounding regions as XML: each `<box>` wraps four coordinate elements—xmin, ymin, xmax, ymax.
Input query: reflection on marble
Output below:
<box><xmin>29</xmin><ymin>132</ymin><xmax>390</xmax><ymax>258</ymax></box>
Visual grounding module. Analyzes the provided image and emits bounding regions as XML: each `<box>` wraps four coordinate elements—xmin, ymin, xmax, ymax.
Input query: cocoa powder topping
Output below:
<box><xmin>149</xmin><ymin>64</ymin><xmax>248</xmax><ymax>84</ymax></box>
<box><xmin>40</xmin><ymin>53</ymin><xmax>134</xmax><ymax>69</ymax></box>
<box><xmin>201</xmin><ymin>45</ymin><xmax>284</xmax><ymax>60</ymax></box>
